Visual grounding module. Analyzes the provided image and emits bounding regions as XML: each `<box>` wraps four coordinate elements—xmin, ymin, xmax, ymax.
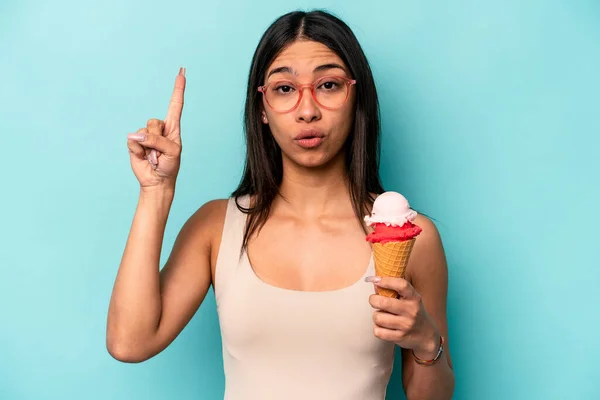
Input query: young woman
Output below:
<box><xmin>107</xmin><ymin>10</ymin><xmax>455</xmax><ymax>400</ymax></box>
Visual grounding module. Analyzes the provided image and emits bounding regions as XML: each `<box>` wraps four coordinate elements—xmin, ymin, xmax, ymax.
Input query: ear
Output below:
<box><xmin>261</xmin><ymin>111</ymin><xmax>268</xmax><ymax>124</ymax></box>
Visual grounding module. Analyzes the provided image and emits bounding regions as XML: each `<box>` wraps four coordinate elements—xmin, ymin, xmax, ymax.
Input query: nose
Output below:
<box><xmin>295</xmin><ymin>87</ymin><xmax>321</xmax><ymax>123</ymax></box>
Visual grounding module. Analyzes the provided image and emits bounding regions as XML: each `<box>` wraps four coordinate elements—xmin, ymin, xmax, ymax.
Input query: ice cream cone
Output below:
<box><xmin>372</xmin><ymin>239</ymin><xmax>416</xmax><ymax>298</ymax></box>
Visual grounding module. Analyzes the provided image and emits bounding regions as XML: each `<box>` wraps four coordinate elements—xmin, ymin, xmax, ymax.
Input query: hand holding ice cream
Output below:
<box><xmin>364</xmin><ymin>193</ymin><xmax>444</xmax><ymax>363</ymax></box>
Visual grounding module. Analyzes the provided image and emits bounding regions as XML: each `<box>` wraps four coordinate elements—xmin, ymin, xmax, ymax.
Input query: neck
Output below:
<box><xmin>275</xmin><ymin>151</ymin><xmax>353</xmax><ymax>218</ymax></box>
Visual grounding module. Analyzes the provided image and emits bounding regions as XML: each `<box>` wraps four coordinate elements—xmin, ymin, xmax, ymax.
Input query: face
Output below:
<box><xmin>261</xmin><ymin>40</ymin><xmax>356</xmax><ymax>168</ymax></box>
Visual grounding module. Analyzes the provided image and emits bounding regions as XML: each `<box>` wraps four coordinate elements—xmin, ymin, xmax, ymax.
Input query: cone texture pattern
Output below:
<box><xmin>373</xmin><ymin>239</ymin><xmax>416</xmax><ymax>298</ymax></box>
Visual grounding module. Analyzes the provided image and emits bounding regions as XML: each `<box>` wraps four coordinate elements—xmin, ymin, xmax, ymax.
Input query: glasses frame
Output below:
<box><xmin>257</xmin><ymin>75</ymin><xmax>357</xmax><ymax>113</ymax></box>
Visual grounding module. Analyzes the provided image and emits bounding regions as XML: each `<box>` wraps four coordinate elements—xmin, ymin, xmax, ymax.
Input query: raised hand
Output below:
<box><xmin>126</xmin><ymin>67</ymin><xmax>186</xmax><ymax>190</ymax></box>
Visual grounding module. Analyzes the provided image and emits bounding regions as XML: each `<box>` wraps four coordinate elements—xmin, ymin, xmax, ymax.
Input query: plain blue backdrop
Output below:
<box><xmin>1</xmin><ymin>1</ymin><xmax>599</xmax><ymax>399</ymax></box>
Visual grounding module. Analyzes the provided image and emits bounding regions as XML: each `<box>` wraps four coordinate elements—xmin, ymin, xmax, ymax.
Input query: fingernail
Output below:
<box><xmin>128</xmin><ymin>133</ymin><xmax>146</xmax><ymax>141</ymax></box>
<box><xmin>179</xmin><ymin>66</ymin><xmax>186</xmax><ymax>77</ymax></box>
<box><xmin>150</xmin><ymin>150</ymin><xmax>158</xmax><ymax>165</ymax></box>
<box><xmin>147</xmin><ymin>154</ymin><xmax>157</xmax><ymax>169</ymax></box>
<box><xmin>365</xmin><ymin>276</ymin><xmax>381</xmax><ymax>283</ymax></box>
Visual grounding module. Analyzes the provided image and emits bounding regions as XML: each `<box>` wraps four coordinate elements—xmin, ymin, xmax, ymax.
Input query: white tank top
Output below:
<box><xmin>214</xmin><ymin>196</ymin><xmax>396</xmax><ymax>400</ymax></box>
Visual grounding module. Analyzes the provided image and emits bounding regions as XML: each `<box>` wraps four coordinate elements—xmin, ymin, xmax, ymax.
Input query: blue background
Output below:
<box><xmin>1</xmin><ymin>1</ymin><xmax>599</xmax><ymax>399</ymax></box>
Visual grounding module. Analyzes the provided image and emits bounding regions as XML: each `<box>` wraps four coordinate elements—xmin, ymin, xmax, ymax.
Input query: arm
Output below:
<box><xmin>106</xmin><ymin>194</ymin><xmax>226</xmax><ymax>363</ymax></box>
<box><xmin>401</xmin><ymin>215</ymin><xmax>455</xmax><ymax>399</ymax></box>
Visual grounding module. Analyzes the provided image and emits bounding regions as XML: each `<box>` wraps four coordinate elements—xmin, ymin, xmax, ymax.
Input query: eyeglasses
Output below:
<box><xmin>258</xmin><ymin>75</ymin><xmax>357</xmax><ymax>113</ymax></box>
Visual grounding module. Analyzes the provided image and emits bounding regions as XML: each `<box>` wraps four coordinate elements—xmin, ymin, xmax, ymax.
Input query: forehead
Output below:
<box><xmin>267</xmin><ymin>40</ymin><xmax>347</xmax><ymax>76</ymax></box>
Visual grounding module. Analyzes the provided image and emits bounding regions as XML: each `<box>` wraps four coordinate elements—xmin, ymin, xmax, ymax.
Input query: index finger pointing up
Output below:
<box><xmin>165</xmin><ymin>67</ymin><xmax>186</xmax><ymax>123</ymax></box>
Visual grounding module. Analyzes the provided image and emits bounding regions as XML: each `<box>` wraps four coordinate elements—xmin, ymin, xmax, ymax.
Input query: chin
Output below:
<box><xmin>289</xmin><ymin>151</ymin><xmax>338</xmax><ymax>169</ymax></box>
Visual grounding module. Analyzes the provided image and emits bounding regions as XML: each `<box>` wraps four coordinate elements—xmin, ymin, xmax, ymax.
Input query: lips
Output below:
<box><xmin>294</xmin><ymin>130</ymin><xmax>325</xmax><ymax>149</ymax></box>
<box><xmin>294</xmin><ymin>129</ymin><xmax>325</xmax><ymax>140</ymax></box>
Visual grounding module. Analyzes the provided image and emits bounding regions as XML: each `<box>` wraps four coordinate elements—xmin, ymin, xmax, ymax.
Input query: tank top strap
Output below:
<box><xmin>214</xmin><ymin>195</ymin><xmax>249</xmax><ymax>304</ymax></box>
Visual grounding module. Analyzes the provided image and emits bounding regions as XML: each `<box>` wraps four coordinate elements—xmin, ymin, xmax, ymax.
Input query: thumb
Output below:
<box><xmin>366</xmin><ymin>276</ymin><xmax>416</xmax><ymax>298</ymax></box>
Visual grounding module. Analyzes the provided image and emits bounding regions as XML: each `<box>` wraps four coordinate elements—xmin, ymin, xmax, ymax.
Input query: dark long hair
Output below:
<box><xmin>232</xmin><ymin>9</ymin><xmax>385</xmax><ymax>249</ymax></box>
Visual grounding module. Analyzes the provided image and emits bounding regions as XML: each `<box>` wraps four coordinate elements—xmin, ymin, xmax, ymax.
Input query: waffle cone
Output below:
<box><xmin>372</xmin><ymin>239</ymin><xmax>416</xmax><ymax>298</ymax></box>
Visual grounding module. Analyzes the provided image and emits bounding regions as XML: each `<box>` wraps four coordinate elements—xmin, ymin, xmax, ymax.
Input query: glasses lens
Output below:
<box><xmin>315</xmin><ymin>77</ymin><xmax>349</xmax><ymax>109</ymax></box>
<box><xmin>265</xmin><ymin>81</ymin><xmax>299</xmax><ymax>112</ymax></box>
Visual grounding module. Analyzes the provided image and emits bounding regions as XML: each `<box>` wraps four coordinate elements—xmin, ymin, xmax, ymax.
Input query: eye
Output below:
<box><xmin>273</xmin><ymin>83</ymin><xmax>296</xmax><ymax>94</ymax></box>
<box><xmin>320</xmin><ymin>81</ymin><xmax>338</xmax><ymax>90</ymax></box>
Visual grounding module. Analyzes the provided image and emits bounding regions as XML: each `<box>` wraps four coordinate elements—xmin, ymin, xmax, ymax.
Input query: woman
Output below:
<box><xmin>107</xmin><ymin>10</ymin><xmax>455</xmax><ymax>400</ymax></box>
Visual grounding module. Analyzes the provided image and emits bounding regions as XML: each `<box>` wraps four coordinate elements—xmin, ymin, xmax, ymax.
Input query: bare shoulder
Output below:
<box><xmin>406</xmin><ymin>214</ymin><xmax>447</xmax><ymax>284</ymax></box>
<box><xmin>187</xmin><ymin>199</ymin><xmax>228</xmax><ymax>233</ymax></box>
<box><xmin>158</xmin><ymin>198</ymin><xmax>229</xmax><ymax>303</ymax></box>
<box><xmin>163</xmin><ymin>198</ymin><xmax>229</xmax><ymax>271</ymax></box>
<box><xmin>181</xmin><ymin>198</ymin><xmax>229</xmax><ymax>255</ymax></box>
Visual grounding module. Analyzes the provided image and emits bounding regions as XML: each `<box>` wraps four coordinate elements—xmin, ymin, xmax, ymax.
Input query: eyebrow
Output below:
<box><xmin>267</xmin><ymin>63</ymin><xmax>347</xmax><ymax>78</ymax></box>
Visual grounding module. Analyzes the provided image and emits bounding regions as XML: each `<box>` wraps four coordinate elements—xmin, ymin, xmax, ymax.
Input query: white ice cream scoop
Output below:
<box><xmin>364</xmin><ymin>191</ymin><xmax>417</xmax><ymax>227</ymax></box>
